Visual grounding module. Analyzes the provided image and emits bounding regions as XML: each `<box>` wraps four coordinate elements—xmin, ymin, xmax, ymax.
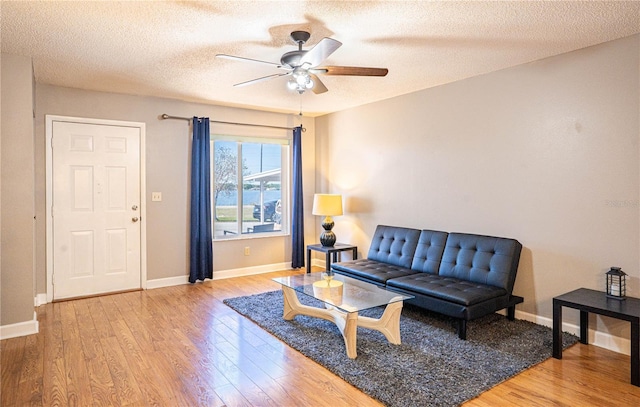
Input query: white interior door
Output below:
<box><xmin>51</xmin><ymin>120</ymin><xmax>142</xmax><ymax>300</ymax></box>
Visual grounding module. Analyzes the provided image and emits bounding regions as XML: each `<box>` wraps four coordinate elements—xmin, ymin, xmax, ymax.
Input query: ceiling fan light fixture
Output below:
<box><xmin>287</xmin><ymin>79</ymin><xmax>299</xmax><ymax>91</ymax></box>
<box><xmin>294</xmin><ymin>72</ymin><xmax>308</xmax><ymax>86</ymax></box>
<box><xmin>305</xmin><ymin>77</ymin><xmax>314</xmax><ymax>89</ymax></box>
<box><xmin>288</xmin><ymin>71</ymin><xmax>314</xmax><ymax>93</ymax></box>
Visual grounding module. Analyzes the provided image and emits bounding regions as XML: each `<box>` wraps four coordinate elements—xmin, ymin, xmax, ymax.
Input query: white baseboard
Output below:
<box><xmin>0</xmin><ymin>312</ymin><xmax>39</xmax><ymax>340</ymax></box>
<box><xmin>210</xmin><ymin>262</ymin><xmax>292</xmax><ymax>280</ymax></box>
<box><xmin>145</xmin><ymin>262</ymin><xmax>293</xmax><ymax>289</ymax></box>
<box><xmin>146</xmin><ymin>275</ymin><xmax>190</xmax><ymax>289</ymax></box>
<box><xmin>511</xmin><ymin>309</ymin><xmax>631</xmax><ymax>356</ymax></box>
<box><xmin>34</xmin><ymin>293</ymin><xmax>47</xmax><ymax>307</ymax></box>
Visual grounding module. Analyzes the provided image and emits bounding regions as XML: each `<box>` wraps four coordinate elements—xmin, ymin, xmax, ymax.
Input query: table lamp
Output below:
<box><xmin>312</xmin><ymin>194</ymin><xmax>343</xmax><ymax>246</ymax></box>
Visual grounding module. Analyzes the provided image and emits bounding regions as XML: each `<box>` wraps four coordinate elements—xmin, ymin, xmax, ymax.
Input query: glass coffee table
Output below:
<box><xmin>272</xmin><ymin>272</ymin><xmax>414</xmax><ymax>359</ymax></box>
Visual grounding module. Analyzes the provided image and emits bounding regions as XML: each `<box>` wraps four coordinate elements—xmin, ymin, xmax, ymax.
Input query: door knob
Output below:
<box><xmin>132</xmin><ymin>217</ymin><xmax>139</xmax><ymax>222</ymax></box>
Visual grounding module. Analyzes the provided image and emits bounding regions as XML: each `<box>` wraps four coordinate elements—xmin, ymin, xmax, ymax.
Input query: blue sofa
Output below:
<box><xmin>331</xmin><ymin>225</ymin><xmax>523</xmax><ymax>339</ymax></box>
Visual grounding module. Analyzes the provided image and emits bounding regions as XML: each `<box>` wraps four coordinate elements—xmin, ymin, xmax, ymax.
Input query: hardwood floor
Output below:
<box><xmin>3</xmin><ymin>268</ymin><xmax>640</xmax><ymax>406</ymax></box>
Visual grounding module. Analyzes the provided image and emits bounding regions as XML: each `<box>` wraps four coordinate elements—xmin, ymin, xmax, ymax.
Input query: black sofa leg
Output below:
<box><xmin>507</xmin><ymin>305</ymin><xmax>516</xmax><ymax>321</ymax></box>
<box><xmin>457</xmin><ymin>319</ymin><xmax>467</xmax><ymax>340</ymax></box>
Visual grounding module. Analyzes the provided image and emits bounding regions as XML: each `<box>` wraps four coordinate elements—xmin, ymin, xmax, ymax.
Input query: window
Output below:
<box><xmin>211</xmin><ymin>135</ymin><xmax>289</xmax><ymax>239</ymax></box>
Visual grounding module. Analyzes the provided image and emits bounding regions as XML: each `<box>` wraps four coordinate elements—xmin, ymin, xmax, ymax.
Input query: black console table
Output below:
<box><xmin>306</xmin><ymin>243</ymin><xmax>357</xmax><ymax>274</ymax></box>
<box><xmin>553</xmin><ymin>288</ymin><xmax>639</xmax><ymax>386</ymax></box>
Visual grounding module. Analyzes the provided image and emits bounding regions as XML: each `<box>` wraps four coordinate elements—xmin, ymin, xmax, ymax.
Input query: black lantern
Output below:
<box><xmin>606</xmin><ymin>267</ymin><xmax>627</xmax><ymax>300</ymax></box>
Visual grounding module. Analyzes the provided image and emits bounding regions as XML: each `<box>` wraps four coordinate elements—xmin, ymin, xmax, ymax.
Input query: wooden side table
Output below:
<box><xmin>306</xmin><ymin>243</ymin><xmax>357</xmax><ymax>274</ymax></box>
<box><xmin>553</xmin><ymin>287</ymin><xmax>640</xmax><ymax>386</ymax></box>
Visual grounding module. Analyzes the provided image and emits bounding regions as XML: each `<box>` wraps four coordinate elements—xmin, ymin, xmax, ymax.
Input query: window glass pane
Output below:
<box><xmin>242</xmin><ymin>143</ymin><xmax>282</xmax><ymax>234</ymax></box>
<box><xmin>212</xmin><ymin>137</ymin><xmax>287</xmax><ymax>240</ymax></box>
<box><xmin>213</xmin><ymin>141</ymin><xmax>239</xmax><ymax>237</ymax></box>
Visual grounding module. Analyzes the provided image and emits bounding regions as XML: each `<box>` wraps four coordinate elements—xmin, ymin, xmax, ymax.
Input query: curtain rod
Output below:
<box><xmin>160</xmin><ymin>114</ymin><xmax>305</xmax><ymax>132</ymax></box>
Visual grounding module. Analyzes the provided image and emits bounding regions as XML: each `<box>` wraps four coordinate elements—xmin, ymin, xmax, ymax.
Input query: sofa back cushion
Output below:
<box><xmin>410</xmin><ymin>230</ymin><xmax>449</xmax><ymax>274</ymax></box>
<box><xmin>367</xmin><ymin>225</ymin><xmax>421</xmax><ymax>269</ymax></box>
<box><xmin>438</xmin><ymin>233</ymin><xmax>522</xmax><ymax>292</ymax></box>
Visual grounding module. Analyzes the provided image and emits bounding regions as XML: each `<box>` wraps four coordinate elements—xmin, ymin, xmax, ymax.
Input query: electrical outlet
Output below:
<box><xmin>152</xmin><ymin>192</ymin><xmax>162</xmax><ymax>202</ymax></box>
<box><xmin>244</xmin><ymin>247</ymin><xmax>250</xmax><ymax>256</ymax></box>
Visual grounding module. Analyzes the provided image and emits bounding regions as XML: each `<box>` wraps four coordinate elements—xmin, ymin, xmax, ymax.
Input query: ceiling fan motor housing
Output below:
<box><xmin>280</xmin><ymin>50</ymin><xmax>307</xmax><ymax>68</ymax></box>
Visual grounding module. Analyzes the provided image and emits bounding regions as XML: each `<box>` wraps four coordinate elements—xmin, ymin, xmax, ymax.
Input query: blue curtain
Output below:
<box><xmin>291</xmin><ymin>126</ymin><xmax>305</xmax><ymax>268</ymax></box>
<box><xmin>189</xmin><ymin>117</ymin><xmax>213</xmax><ymax>283</ymax></box>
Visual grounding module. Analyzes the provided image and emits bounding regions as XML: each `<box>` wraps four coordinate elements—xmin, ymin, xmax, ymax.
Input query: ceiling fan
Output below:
<box><xmin>216</xmin><ymin>31</ymin><xmax>388</xmax><ymax>94</ymax></box>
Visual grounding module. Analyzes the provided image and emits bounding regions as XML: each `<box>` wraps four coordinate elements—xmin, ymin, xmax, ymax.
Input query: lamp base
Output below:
<box><xmin>319</xmin><ymin>216</ymin><xmax>336</xmax><ymax>247</ymax></box>
<box><xmin>320</xmin><ymin>231</ymin><xmax>336</xmax><ymax>247</ymax></box>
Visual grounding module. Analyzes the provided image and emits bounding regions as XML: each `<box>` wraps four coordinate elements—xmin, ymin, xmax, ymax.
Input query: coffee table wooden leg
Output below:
<box><xmin>281</xmin><ymin>288</ymin><xmax>405</xmax><ymax>359</ymax></box>
<box><xmin>343</xmin><ymin>312</ymin><xmax>359</xmax><ymax>359</ymax></box>
<box><xmin>281</xmin><ymin>287</ymin><xmax>346</xmax><ymax>325</ymax></box>
<box><xmin>282</xmin><ymin>286</ymin><xmax>303</xmax><ymax>320</ymax></box>
<box><xmin>358</xmin><ymin>299</ymin><xmax>404</xmax><ymax>345</ymax></box>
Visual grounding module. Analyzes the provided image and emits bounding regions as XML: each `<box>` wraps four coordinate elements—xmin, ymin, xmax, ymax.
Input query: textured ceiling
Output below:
<box><xmin>1</xmin><ymin>1</ymin><xmax>639</xmax><ymax>117</ymax></box>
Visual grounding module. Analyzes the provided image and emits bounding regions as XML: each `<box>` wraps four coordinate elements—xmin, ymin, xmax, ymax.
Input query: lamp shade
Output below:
<box><xmin>312</xmin><ymin>194</ymin><xmax>343</xmax><ymax>216</ymax></box>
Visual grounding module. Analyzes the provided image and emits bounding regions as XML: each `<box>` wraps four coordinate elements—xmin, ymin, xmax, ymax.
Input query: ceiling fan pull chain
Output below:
<box><xmin>299</xmin><ymin>94</ymin><xmax>303</xmax><ymax>117</ymax></box>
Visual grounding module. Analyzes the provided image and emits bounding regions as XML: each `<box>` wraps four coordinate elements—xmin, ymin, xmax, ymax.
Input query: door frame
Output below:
<box><xmin>45</xmin><ymin>115</ymin><xmax>147</xmax><ymax>303</ymax></box>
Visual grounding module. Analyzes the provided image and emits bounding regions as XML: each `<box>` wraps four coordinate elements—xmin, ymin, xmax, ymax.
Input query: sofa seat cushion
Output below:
<box><xmin>332</xmin><ymin>259</ymin><xmax>418</xmax><ymax>285</ymax></box>
<box><xmin>387</xmin><ymin>273</ymin><xmax>507</xmax><ymax>306</ymax></box>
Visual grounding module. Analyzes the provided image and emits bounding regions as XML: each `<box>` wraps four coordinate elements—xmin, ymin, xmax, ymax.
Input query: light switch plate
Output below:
<box><xmin>151</xmin><ymin>192</ymin><xmax>162</xmax><ymax>202</ymax></box>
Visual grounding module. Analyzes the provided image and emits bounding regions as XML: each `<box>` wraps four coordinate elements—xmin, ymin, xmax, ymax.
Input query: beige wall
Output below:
<box><xmin>1</xmin><ymin>53</ymin><xmax>36</xmax><ymax>326</ymax></box>
<box><xmin>5</xmin><ymin>34</ymin><xmax>638</xmax><ymax>345</ymax></box>
<box><xmin>35</xmin><ymin>86</ymin><xmax>316</xmax><ymax>294</ymax></box>
<box><xmin>316</xmin><ymin>35</ymin><xmax>640</xmax><ymax>340</ymax></box>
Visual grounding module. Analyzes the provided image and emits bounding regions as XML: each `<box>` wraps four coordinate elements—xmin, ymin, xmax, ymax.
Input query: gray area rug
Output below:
<box><xmin>223</xmin><ymin>290</ymin><xmax>578</xmax><ymax>407</ymax></box>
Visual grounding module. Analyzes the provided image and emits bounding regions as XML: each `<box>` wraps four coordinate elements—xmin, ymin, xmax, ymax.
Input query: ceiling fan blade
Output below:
<box><xmin>216</xmin><ymin>54</ymin><xmax>284</xmax><ymax>69</ymax></box>
<box><xmin>309</xmin><ymin>74</ymin><xmax>328</xmax><ymax>94</ymax></box>
<box><xmin>234</xmin><ymin>72</ymin><xmax>290</xmax><ymax>87</ymax></box>
<box><xmin>299</xmin><ymin>38</ymin><xmax>342</xmax><ymax>68</ymax></box>
<box><xmin>313</xmin><ymin>66</ymin><xmax>389</xmax><ymax>76</ymax></box>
